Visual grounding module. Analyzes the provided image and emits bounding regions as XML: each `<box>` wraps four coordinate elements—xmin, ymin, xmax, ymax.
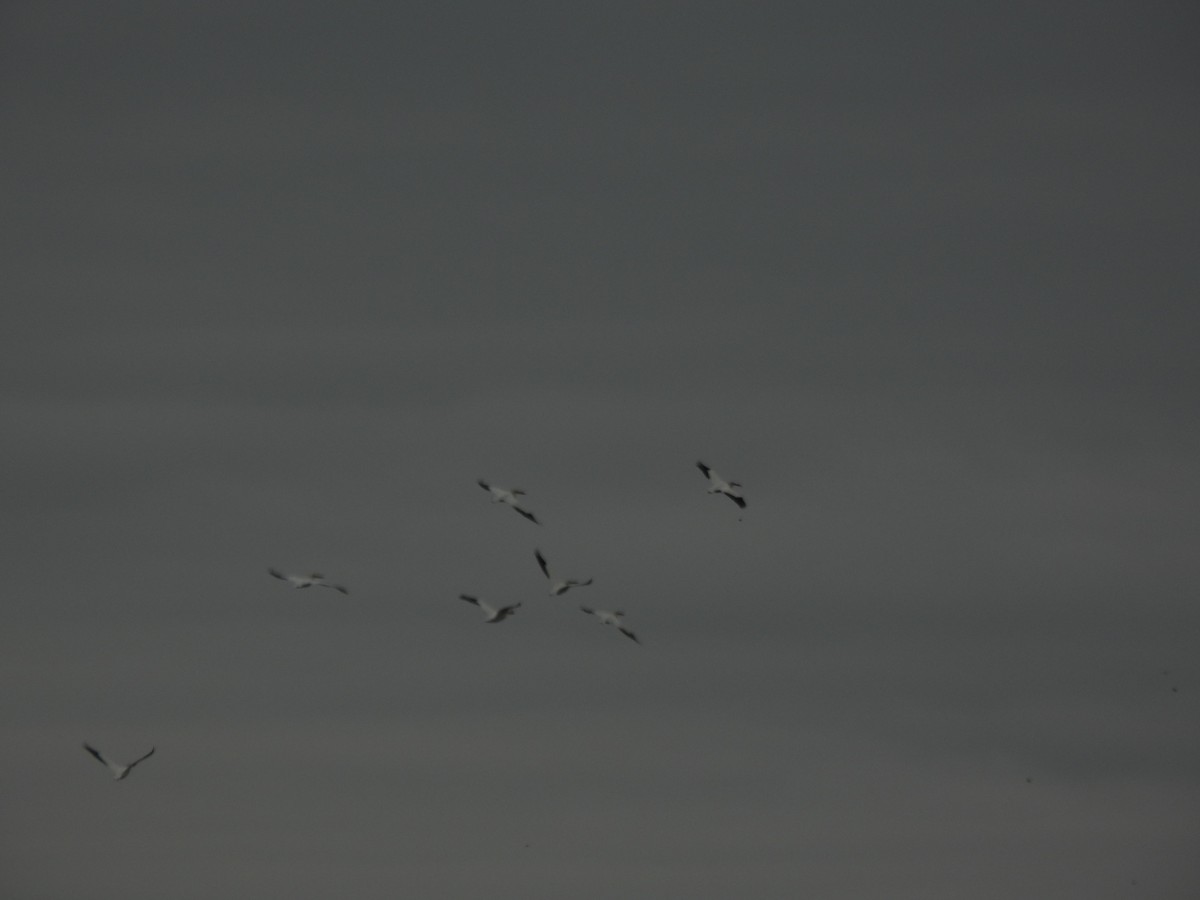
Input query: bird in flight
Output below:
<box><xmin>580</xmin><ymin>606</ymin><xmax>640</xmax><ymax>644</ymax></box>
<box><xmin>696</xmin><ymin>461</ymin><xmax>746</xmax><ymax>509</ymax></box>
<box><xmin>83</xmin><ymin>743</ymin><xmax>156</xmax><ymax>781</ymax></box>
<box><xmin>535</xmin><ymin>549</ymin><xmax>593</xmax><ymax>596</ymax></box>
<box><xmin>459</xmin><ymin>594</ymin><xmax>522</xmax><ymax>623</ymax></box>
<box><xmin>268</xmin><ymin>569</ymin><xmax>349</xmax><ymax>594</ymax></box>
<box><xmin>477</xmin><ymin>480</ymin><xmax>540</xmax><ymax>524</ymax></box>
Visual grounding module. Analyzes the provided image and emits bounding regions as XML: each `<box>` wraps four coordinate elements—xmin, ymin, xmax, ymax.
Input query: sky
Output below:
<box><xmin>2</xmin><ymin>2</ymin><xmax>1198</xmax><ymax>897</ymax></box>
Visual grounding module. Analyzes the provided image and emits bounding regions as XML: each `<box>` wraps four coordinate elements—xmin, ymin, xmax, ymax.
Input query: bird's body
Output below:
<box><xmin>477</xmin><ymin>480</ymin><xmax>540</xmax><ymax>524</ymax></box>
<box><xmin>580</xmin><ymin>606</ymin><xmax>640</xmax><ymax>644</ymax></box>
<box><xmin>83</xmin><ymin>743</ymin><xmax>155</xmax><ymax>781</ymax></box>
<box><xmin>696</xmin><ymin>461</ymin><xmax>746</xmax><ymax>509</ymax></box>
<box><xmin>268</xmin><ymin>568</ymin><xmax>349</xmax><ymax>594</ymax></box>
<box><xmin>535</xmin><ymin>549</ymin><xmax>593</xmax><ymax>596</ymax></box>
<box><xmin>459</xmin><ymin>594</ymin><xmax>521</xmax><ymax>623</ymax></box>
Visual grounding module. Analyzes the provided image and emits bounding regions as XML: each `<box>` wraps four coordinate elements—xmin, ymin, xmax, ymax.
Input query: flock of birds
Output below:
<box><xmin>82</xmin><ymin>461</ymin><xmax>748</xmax><ymax>782</ymax></box>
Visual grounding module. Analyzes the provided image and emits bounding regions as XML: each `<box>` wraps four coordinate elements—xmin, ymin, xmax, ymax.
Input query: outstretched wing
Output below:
<box><xmin>268</xmin><ymin>568</ymin><xmax>288</xmax><ymax>581</ymax></box>
<box><xmin>458</xmin><ymin>594</ymin><xmax>481</xmax><ymax>606</ymax></box>
<box><xmin>696</xmin><ymin>461</ymin><xmax>712</xmax><ymax>479</ymax></box>
<box><xmin>579</xmin><ymin>606</ymin><xmax>595</xmax><ymax>616</ymax></box>
<box><xmin>477</xmin><ymin>479</ymin><xmax>491</xmax><ymax>492</ymax></box>
<box><xmin>83</xmin><ymin>743</ymin><xmax>110</xmax><ymax>769</ymax></box>
<box><xmin>727</xmin><ymin>493</ymin><xmax>747</xmax><ymax>509</ymax></box>
<box><xmin>535</xmin><ymin>550</ymin><xmax>551</xmax><ymax>579</ymax></box>
<box><xmin>619</xmin><ymin>627</ymin><xmax>641</xmax><ymax>644</ymax></box>
<box><xmin>129</xmin><ymin>746</ymin><xmax>156</xmax><ymax>768</ymax></box>
<box><xmin>514</xmin><ymin>506</ymin><xmax>540</xmax><ymax>525</ymax></box>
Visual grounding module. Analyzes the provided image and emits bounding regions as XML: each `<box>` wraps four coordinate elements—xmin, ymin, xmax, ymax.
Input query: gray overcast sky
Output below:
<box><xmin>2</xmin><ymin>2</ymin><xmax>1198</xmax><ymax>898</ymax></box>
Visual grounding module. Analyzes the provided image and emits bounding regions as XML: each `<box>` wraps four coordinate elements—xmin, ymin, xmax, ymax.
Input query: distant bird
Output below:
<box><xmin>83</xmin><ymin>743</ymin><xmax>155</xmax><ymax>781</ymax></box>
<box><xmin>535</xmin><ymin>549</ymin><xmax>593</xmax><ymax>596</ymax></box>
<box><xmin>268</xmin><ymin>568</ymin><xmax>349</xmax><ymax>594</ymax></box>
<box><xmin>696</xmin><ymin>461</ymin><xmax>746</xmax><ymax>509</ymax></box>
<box><xmin>459</xmin><ymin>594</ymin><xmax>521</xmax><ymax>623</ymax></box>
<box><xmin>580</xmin><ymin>606</ymin><xmax>640</xmax><ymax>644</ymax></box>
<box><xmin>477</xmin><ymin>480</ymin><xmax>540</xmax><ymax>524</ymax></box>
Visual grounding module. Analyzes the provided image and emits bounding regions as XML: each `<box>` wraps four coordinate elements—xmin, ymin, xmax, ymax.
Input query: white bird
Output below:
<box><xmin>268</xmin><ymin>568</ymin><xmax>349</xmax><ymax>594</ymax></box>
<box><xmin>459</xmin><ymin>594</ymin><xmax>522</xmax><ymax>623</ymax></box>
<box><xmin>477</xmin><ymin>479</ymin><xmax>540</xmax><ymax>524</ymax></box>
<box><xmin>535</xmin><ymin>549</ymin><xmax>593</xmax><ymax>596</ymax></box>
<box><xmin>83</xmin><ymin>743</ymin><xmax>155</xmax><ymax>781</ymax></box>
<box><xmin>580</xmin><ymin>606</ymin><xmax>640</xmax><ymax>644</ymax></box>
<box><xmin>696</xmin><ymin>461</ymin><xmax>746</xmax><ymax>509</ymax></box>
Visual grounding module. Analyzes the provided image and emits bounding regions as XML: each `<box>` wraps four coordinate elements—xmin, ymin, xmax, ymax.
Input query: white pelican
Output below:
<box><xmin>535</xmin><ymin>549</ymin><xmax>593</xmax><ymax>596</ymax></box>
<box><xmin>268</xmin><ymin>568</ymin><xmax>349</xmax><ymax>594</ymax></box>
<box><xmin>458</xmin><ymin>594</ymin><xmax>522</xmax><ymax>623</ymax></box>
<box><xmin>83</xmin><ymin>743</ymin><xmax>155</xmax><ymax>781</ymax></box>
<box><xmin>477</xmin><ymin>479</ymin><xmax>540</xmax><ymax>524</ymax></box>
<box><xmin>580</xmin><ymin>606</ymin><xmax>640</xmax><ymax>644</ymax></box>
<box><xmin>696</xmin><ymin>461</ymin><xmax>746</xmax><ymax>509</ymax></box>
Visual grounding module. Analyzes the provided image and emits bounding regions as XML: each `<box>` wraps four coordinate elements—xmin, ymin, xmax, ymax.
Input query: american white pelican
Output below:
<box><xmin>83</xmin><ymin>743</ymin><xmax>155</xmax><ymax>781</ymax></box>
<box><xmin>268</xmin><ymin>568</ymin><xmax>349</xmax><ymax>594</ymax></box>
<box><xmin>458</xmin><ymin>594</ymin><xmax>522</xmax><ymax>623</ymax></box>
<box><xmin>580</xmin><ymin>606</ymin><xmax>640</xmax><ymax>644</ymax></box>
<box><xmin>535</xmin><ymin>549</ymin><xmax>593</xmax><ymax>596</ymax></box>
<box><xmin>696</xmin><ymin>461</ymin><xmax>746</xmax><ymax>509</ymax></box>
<box><xmin>477</xmin><ymin>479</ymin><xmax>540</xmax><ymax>524</ymax></box>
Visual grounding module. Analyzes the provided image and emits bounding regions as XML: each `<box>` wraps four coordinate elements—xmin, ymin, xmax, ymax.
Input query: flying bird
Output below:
<box><xmin>580</xmin><ymin>606</ymin><xmax>640</xmax><ymax>644</ymax></box>
<box><xmin>535</xmin><ymin>549</ymin><xmax>593</xmax><ymax>596</ymax></box>
<box><xmin>696</xmin><ymin>461</ymin><xmax>746</xmax><ymax>509</ymax></box>
<box><xmin>83</xmin><ymin>743</ymin><xmax>155</xmax><ymax>781</ymax></box>
<box><xmin>459</xmin><ymin>594</ymin><xmax>522</xmax><ymax>623</ymax></box>
<box><xmin>477</xmin><ymin>479</ymin><xmax>540</xmax><ymax>524</ymax></box>
<box><xmin>268</xmin><ymin>568</ymin><xmax>349</xmax><ymax>594</ymax></box>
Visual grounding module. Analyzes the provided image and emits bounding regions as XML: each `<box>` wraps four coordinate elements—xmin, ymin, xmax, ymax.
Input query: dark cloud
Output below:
<box><xmin>2</xmin><ymin>2</ymin><xmax>1198</xmax><ymax>898</ymax></box>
